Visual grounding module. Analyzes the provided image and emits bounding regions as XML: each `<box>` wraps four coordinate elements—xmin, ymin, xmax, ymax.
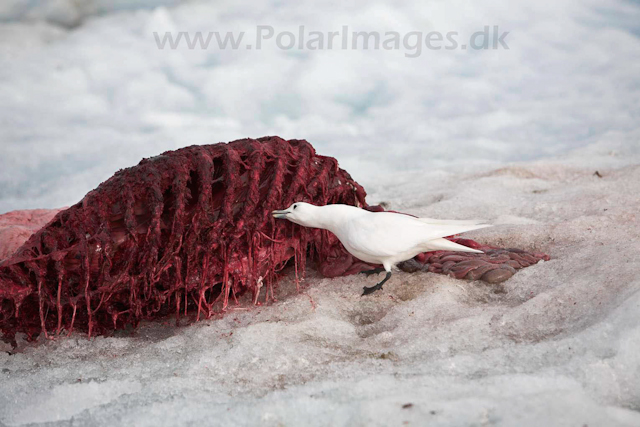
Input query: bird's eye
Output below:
<box><xmin>293</xmin><ymin>204</ymin><xmax>298</xmax><ymax>210</ymax></box>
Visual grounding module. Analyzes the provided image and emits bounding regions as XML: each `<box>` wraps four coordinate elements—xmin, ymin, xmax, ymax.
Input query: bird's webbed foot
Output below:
<box><xmin>362</xmin><ymin>272</ymin><xmax>391</xmax><ymax>296</ymax></box>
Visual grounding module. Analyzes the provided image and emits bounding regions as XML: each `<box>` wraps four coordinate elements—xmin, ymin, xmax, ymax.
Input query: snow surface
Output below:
<box><xmin>1</xmin><ymin>0</ymin><xmax>640</xmax><ymax>426</ymax></box>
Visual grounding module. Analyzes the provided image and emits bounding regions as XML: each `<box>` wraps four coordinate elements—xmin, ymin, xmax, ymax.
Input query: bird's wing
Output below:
<box><xmin>342</xmin><ymin>212</ymin><xmax>490</xmax><ymax>258</ymax></box>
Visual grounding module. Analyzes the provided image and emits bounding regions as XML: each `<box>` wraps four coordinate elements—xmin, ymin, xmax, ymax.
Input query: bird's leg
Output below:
<box><xmin>360</xmin><ymin>267</ymin><xmax>386</xmax><ymax>277</ymax></box>
<box><xmin>362</xmin><ymin>272</ymin><xmax>391</xmax><ymax>296</ymax></box>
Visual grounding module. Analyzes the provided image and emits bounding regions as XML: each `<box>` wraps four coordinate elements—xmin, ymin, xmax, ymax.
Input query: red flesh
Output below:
<box><xmin>0</xmin><ymin>137</ymin><xmax>366</xmax><ymax>344</ymax></box>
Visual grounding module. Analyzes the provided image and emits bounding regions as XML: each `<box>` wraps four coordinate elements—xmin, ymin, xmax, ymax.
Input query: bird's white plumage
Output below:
<box><xmin>272</xmin><ymin>203</ymin><xmax>490</xmax><ymax>273</ymax></box>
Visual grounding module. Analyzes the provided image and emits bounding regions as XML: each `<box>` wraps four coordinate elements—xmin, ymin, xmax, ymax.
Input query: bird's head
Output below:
<box><xmin>272</xmin><ymin>202</ymin><xmax>319</xmax><ymax>227</ymax></box>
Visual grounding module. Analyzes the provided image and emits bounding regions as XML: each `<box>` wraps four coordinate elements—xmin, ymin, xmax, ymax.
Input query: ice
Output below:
<box><xmin>0</xmin><ymin>0</ymin><xmax>185</xmax><ymax>27</ymax></box>
<box><xmin>1</xmin><ymin>0</ymin><xmax>640</xmax><ymax>425</ymax></box>
<box><xmin>1</xmin><ymin>0</ymin><xmax>639</xmax><ymax>211</ymax></box>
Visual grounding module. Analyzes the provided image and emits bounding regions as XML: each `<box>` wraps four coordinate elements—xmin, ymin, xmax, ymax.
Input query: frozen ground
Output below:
<box><xmin>1</xmin><ymin>141</ymin><xmax>639</xmax><ymax>427</ymax></box>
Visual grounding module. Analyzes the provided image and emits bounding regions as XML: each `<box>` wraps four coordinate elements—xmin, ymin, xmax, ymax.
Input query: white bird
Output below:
<box><xmin>272</xmin><ymin>202</ymin><xmax>491</xmax><ymax>295</ymax></box>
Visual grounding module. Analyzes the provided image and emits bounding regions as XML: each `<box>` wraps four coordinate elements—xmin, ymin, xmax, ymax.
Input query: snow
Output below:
<box><xmin>1</xmin><ymin>0</ymin><xmax>640</xmax><ymax>425</ymax></box>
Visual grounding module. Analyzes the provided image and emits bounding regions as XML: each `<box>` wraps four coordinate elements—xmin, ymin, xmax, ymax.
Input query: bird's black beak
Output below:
<box><xmin>272</xmin><ymin>209</ymin><xmax>289</xmax><ymax>219</ymax></box>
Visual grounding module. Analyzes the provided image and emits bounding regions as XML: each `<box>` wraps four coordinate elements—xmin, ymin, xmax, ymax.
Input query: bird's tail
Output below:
<box><xmin>422</xmin><ymin>237</ymin><xmax>484</xmax><ymax>253</ymax></box>
<box><xmin>416</xmin><ymin>217</ymin><xmax>487</xmax><ymax>226</ymax></box>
